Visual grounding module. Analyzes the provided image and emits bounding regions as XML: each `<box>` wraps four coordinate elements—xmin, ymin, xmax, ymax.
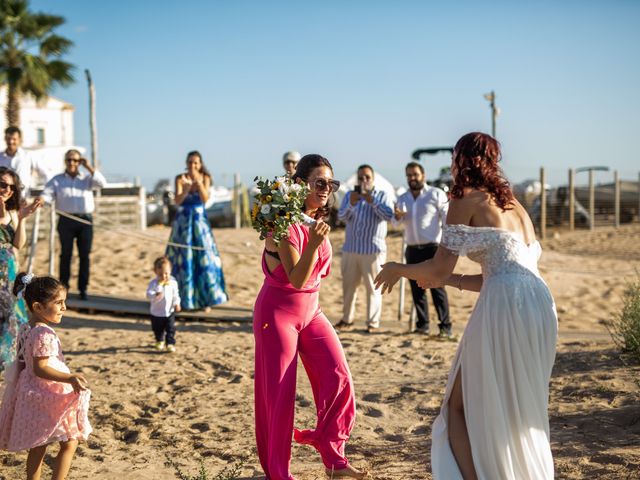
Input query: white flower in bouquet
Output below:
<box><xmin>252</xmin><ymin>176</ymin><xmax>310</xmax><ymax>245</ymax></box>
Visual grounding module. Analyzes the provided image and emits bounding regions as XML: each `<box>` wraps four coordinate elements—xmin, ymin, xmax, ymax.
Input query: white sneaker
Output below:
<box><xmin>155</xmin><ymin>341</ymin><xmax>166</xmax><ymax>351</ymax></box>
<box><xmin>166</xmin><ymin>344</ymin><xmax>176</xmax><ymax>353</ymax></box>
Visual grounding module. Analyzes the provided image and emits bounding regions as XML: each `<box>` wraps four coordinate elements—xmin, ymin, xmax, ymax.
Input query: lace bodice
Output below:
<box><xmin>442</xmin><ymin>224</ymin><xmax>541</xmax><ymax>279</ymax></box>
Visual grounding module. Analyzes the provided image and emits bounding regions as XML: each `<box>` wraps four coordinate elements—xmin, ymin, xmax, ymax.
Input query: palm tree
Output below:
<box><xmin>0</xmin><ymin>0</ymin><xmax>74</xmax><ymax>127</ymax></box>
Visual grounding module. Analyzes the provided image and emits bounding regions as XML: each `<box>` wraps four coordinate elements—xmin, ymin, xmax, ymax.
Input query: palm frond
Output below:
<box><xmin>39</xmin><ymin>34</ymin><xmax>73</xmax><ymax>56</ymax></box>
<box><xmin>0</xmin><ymin>0</ymin><xmax>75</xmax><ymax>117</ymax></box>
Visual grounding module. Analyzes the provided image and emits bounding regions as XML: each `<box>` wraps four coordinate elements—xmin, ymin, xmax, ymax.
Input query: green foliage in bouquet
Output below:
<box><xmin>251</xmin><ymin>176</ymin><xmax>309</xmax><ymax>245</ymax></box>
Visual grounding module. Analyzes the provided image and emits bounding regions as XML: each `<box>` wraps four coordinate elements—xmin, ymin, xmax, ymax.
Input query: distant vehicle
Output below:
<box><xmin>147</xmin><ymin>180</ymin><xmax>235</xmax><ymax>228</ymax></box>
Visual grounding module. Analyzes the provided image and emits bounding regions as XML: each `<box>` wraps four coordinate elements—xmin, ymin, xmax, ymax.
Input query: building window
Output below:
<box><xmin>37</xmin><ymin>128</ymin><xmax>45</xmax><ymax>145</ymax></box>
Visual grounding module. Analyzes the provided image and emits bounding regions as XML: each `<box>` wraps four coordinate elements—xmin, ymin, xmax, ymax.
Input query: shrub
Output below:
<box><xmin>610</xmin><ymin>278</ymin><xmax>640</xmax><ymax>362</ymax></box>
<box><xmin>165</xmin><ymin>455</ymin><xmax>246</xmax><ymax>480</ymax></box>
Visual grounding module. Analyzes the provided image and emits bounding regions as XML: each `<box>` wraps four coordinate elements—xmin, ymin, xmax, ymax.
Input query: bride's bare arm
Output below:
<box><xmin>445</xmin><ymin>273</ymin><xmax>483</xmax><ymax>292</ymax></box>
<box><xmin>375</xmin><ymin>196</ymin><xmax>475</xmax><ymax>294</ymax></box>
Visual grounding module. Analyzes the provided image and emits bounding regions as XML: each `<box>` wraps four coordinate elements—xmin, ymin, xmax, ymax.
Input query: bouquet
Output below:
<box><xmin>251</xmin><ymin>176</ymin><xmax>310</xmax><ymax>245</ymax></box>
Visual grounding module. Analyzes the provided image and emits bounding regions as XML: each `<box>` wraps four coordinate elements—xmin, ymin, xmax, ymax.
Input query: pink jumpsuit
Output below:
<box><xmin>254</xmin><ymin>223</ymin><xmax>356</xmax><ymax>480</ymax></box>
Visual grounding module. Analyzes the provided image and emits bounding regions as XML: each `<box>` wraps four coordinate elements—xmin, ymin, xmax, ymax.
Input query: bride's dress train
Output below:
<box><xmin>431</xmin><ymin>225</ymin><xmax>557</xmax><ymax>480</ymax></box>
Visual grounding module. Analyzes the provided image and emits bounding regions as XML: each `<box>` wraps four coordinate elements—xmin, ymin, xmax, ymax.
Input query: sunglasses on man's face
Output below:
<box><xmin>311</xmin><ymin>178</ymin><xmax>340</xmax><ymax>192</ymax></box>
<box><xmin>0</xmin><ymin>180</ymin><xmax>16</xmax><ymax>191</ymax></box>
<box><xmin>66</xmin><ymin>157</ymin><xmax>81</xmax><ymax>164</ymax></box>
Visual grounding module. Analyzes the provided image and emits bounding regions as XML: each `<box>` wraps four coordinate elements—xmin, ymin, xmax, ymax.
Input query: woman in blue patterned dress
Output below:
<box><xmin>0</xmin><ymin>167</ymin><xmax>40</xmax><ymax>369</ymax></box>
<box><xmin>166</xmin><ymin>151</ymin><xmax>228</xmax><ymax>310</ymax></box>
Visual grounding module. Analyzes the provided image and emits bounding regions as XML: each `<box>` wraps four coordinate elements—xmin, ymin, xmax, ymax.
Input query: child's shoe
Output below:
<box><xmin>166</xmin><ymin>344</ymin><xmax>176</xmax><ymax>353</ymax></box>
<box><xmin>155</xmin><ymin>341</ymin><xmax>166</xmax><ymax>351</ymax></box>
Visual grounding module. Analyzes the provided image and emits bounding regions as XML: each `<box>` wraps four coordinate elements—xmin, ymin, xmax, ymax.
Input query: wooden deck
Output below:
<box><xmin>65</xmin><ymin>293</ymin><xmax>253</xmax><ymax>322</ymax></box>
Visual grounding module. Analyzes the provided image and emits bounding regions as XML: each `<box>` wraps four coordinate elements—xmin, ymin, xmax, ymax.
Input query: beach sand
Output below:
<box><xmin>1</xmin><ymin>224</ymin><xmax>639</xmax><ymax>479</ymax></box>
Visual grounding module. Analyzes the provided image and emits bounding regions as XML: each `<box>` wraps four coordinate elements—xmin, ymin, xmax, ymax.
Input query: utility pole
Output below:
<box><xmin>483</xmin><ymin>90</ymin><xmax>499</xmax><ymax>138</ymax></box>
<box><xmin>85</xmin><ymin>69</ymin><xmax>99</xmax><ymax>169</ymax></box>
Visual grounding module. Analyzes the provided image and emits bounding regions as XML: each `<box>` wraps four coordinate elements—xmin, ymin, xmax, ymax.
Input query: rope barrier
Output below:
<box><xmin>53</xmin><ymin>210</ymin><xmax>262</xmax><ymax>256</ymax></box>
<box><xmin>50</xmin><ymin>210</ymin><xmax>640</xmax><ymax>271</ymax></box>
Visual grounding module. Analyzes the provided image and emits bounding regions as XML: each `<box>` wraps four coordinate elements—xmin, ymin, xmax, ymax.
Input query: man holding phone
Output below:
<box><xmin>336</xmin><ymin>164</ymin><xmax>394</xmax><ymax>332</ymax></box>
<box><xmin>39</xmin><ymin>149</ymin><xmax>107</xmax><ymax>300</ymax></box>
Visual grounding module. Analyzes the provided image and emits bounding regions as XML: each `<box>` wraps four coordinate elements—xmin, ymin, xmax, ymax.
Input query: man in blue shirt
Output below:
<box><xmin>335</xmin><ymin>164</ymin><xmax>393</xmax><ymax>332</ymax></box>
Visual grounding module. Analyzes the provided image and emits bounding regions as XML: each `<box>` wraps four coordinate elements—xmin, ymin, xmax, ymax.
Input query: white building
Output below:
<box><xmin>0</xmin><ymin>86</ymin><xmax>83</xmax><ymax>183</ymax></box>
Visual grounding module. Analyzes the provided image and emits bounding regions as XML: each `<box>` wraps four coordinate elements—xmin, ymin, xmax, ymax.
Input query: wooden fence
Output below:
<box><xmin>537</xmin><ymin>168</ymin><xmax>640</xmax><ymax>239</ymax></box>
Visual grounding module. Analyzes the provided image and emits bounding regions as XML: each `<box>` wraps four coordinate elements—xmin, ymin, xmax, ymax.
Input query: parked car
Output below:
<box><xmin>147</xmin><ymin>180</ymin><xmax>235</xmax><ymax>228</ymax></box>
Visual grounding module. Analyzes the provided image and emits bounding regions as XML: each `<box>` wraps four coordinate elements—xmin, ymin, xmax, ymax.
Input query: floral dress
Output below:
<box><xmin>0</xmin><ymin>324</ymin><xmax>92</xmax><ymax>451</ymax></box>
<box><xmin>0</xmin><ymin>222</ymin><xmax>28</xmax><ymax>370</ymax></box>
<box><xmin>166</xmin><ymin>191</ymin><xmax>228</xmax><ymax>309</ymax></box>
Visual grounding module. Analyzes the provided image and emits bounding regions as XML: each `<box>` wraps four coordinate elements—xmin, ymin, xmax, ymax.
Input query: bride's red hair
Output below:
<box><xmin>450</xmin><ymin>132</ymin><xmax>514</xmax><ymax>211</ymax></box>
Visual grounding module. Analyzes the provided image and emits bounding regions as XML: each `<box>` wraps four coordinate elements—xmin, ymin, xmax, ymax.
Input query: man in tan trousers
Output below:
<box><xmin>334</xmin><ymin>164</ymin><xmax>394</xmax><ymax>332</ymax></box>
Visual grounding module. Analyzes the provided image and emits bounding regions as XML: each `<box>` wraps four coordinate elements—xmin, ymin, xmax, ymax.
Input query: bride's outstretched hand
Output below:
<box><xmin>374</xmin><ymin>262</ymin><xmax>402</xmax><ymax>294</ymax></box>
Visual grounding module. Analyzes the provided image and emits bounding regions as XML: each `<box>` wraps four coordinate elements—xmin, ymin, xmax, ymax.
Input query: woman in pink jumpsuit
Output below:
<box><xmin>254</xmin><ymin>154</ymin><xmax>364</xmax><ymax>480</ymax></box>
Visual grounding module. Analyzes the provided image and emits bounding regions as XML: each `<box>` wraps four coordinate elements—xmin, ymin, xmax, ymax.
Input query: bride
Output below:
<box><xmin>375</xmin><ymin>132</ymin><xmax>557</xmax><ymax>479</ymax></box>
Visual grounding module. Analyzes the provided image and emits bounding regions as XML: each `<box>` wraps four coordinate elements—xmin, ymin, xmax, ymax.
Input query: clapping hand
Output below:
<box><xmin>308</xmin><ymin>220</ymin><xmax>331</xmax><ymax>249</ymax></box>
<box><xmin>18</xmin><ymin>198</ymin><xmax>42</xmax><ymax>220</ymax></box>
<box><xmin>394</xmin><ymin>205</ymin><xmax>406</xmax><ymax>220</ymax></box>
<box><xmin>179</xmin><ymin>174</ymin><xmax>193</xmax><ymax>188</ymax></box>
<box><xmin>374</xmin><ymin>262</ymin><xmax>403</xmax><ymax>294</ymax></box>
<box><xmin>69</xmin><ymin>373</ymin><xmax>89</xmax><ymax>393</ymax></box>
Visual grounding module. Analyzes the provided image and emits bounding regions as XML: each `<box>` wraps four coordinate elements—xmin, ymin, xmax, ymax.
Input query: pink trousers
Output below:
<box><xmin>254</xmin><ymin>284</ymin><xmax>356</xmax><ymax>480</ymax></box>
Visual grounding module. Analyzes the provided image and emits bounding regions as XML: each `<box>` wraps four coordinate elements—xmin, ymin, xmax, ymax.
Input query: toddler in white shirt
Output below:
<box><xmin>146</xmin><ymin>257</ymin><xmax>181</xmax><ymax>352</ymax></box>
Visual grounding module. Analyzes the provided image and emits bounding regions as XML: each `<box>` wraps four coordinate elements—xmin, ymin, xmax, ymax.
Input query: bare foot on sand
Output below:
<box><xmin>325</xmin><ymin>464</ymin><xmax>368</xmax><ymax>479</ymax></box>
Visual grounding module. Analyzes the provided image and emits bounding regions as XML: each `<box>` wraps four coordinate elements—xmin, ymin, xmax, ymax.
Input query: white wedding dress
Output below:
<box><xmin>431</xmin><ymin>224</ymin><xmax>557</xmax><ymax>480</ymax></box>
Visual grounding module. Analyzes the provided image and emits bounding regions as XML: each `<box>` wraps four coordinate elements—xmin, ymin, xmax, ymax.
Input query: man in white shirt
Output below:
<box><xmin>394</xmin><ymin>161</ymin><xmax>451</xmax><ymax>337</ymax></box>
<box><xmin>39</xmin><ymin>149</ymin><xmax>107</xmax><ymax>300</ymax></box>
<box><xmin>0</xmin><ymin>126</ymin><xmax>45</xmax><ymax>196</ymax></box>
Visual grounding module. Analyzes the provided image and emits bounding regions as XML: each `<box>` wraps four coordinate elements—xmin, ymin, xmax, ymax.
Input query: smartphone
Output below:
<box><xmin>353</xmin><ymin>185</ymin><xmax>361</xmax><ymax>194</ymax></box>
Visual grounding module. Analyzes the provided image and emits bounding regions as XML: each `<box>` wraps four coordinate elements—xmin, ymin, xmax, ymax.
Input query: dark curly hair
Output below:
<box><xmin>292</xmin><ymin>154</ymin><xmax>335</xmax><ymax>220</ymax></box>
<box><xmin>450</xmin><ymin>132</ymin><xmax>514</xmax><ymax>211</ymax></box>
<box><xmin>0</xmin><ymin>166</ymin><xmax>23</xmax><ymax>210</ymax></box>
<box><xmin>13</xmin><ymin>273</ymin><xmax>66</xmax><ymax>311</ymax></box>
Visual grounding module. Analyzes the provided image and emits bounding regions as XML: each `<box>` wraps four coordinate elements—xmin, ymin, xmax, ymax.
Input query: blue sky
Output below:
<box><xmin>33</xmin><ymin>0</ymin><xmax>640</xmax><ymax>189</ymax></box>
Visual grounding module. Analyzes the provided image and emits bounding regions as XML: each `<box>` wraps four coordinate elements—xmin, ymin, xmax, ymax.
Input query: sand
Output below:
<box><xmin>1</xmin><ymin>223</ymin><xmax>639</xmax><ymax>479</ymax></box>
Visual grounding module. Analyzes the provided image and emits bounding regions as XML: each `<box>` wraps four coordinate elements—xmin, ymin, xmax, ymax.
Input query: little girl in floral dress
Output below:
<box><xmin>0</xmin><ymin>272</ymin><xmax>92</xmax><ymax>480</ymax></box>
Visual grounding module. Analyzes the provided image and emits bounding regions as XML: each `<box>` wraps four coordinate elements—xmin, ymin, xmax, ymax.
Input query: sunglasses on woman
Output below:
<box><xmin>312</xmin><ymin>178</ymin><xmax>340</xmax><ymax>192</ymax></box>
<box><xmin>0</xmin><ymin>180</ymin><xmax>16</xmax><ymax>191</ymax></box>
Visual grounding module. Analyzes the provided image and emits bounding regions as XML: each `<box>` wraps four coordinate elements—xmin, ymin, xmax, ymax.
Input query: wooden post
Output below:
<box><xmin>234</xmin><ymin>173</ymin><xmax>241</xmax><ymax>229</ymax></box>
<box><xmin>614</xmin><ymin>170</ymin><xmax>620</xmax><ymax>228</ymax></box>
<box><xmin>398</xmin><ymin>238</ymin><xmax>406</xmax><ymax>323</ymax></box>
<box><xmin>139</xmin><ymin>186</ymin><xmax>147</xmax><ymax>231</ymax></box>
<box><xmin>539</xmin><ymin>167</ymin><xmax>546</xmax><ymax>240</ymax></box>
<box><xmin>85</xmin><ymin>70</ymin><xmax>99</xmax><ymax>170</ymax></box>
<box><xmin>26</xmin><ymin>208</ymin><xmax>41</xmax><ymax>273</ymax></box>
<box><xmin>48</xmin><ymin>203</ymin><xmax>56</xmax><ymax>276</ymax></box>
<box><xmin>568</xmin><ymin>168</ymin><xmax>575</xmax><ymax>231</ymax></box>
<box><xmin>589</xmin><ymin>169</ymin><xmax>595</xmax><ymax>230</ymax></box>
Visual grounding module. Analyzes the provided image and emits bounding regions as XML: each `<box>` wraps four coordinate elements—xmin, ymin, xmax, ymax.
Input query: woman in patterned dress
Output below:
<box><xmin>166</xmin><ymin>151</ymin><xmax>228</xmax><ymax>310</ymax></box>
<box><xmin>0</xmin><ymin>167</ymin><xmax>39</xmax><ymax>370</ymax></box>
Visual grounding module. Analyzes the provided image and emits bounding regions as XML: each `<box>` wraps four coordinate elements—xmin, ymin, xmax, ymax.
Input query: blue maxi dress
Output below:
<box><xmin>165</xmin><ymin>191</ymin><xmax>228</xmax><ymax>310</ymax></box>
